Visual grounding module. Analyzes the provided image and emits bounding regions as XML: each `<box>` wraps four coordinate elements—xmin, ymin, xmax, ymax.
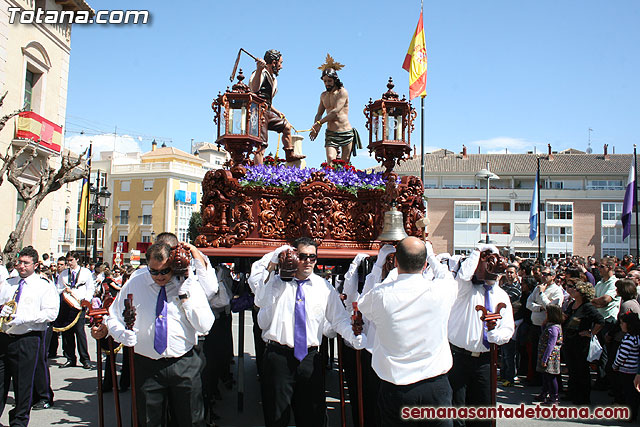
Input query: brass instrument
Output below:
<box><xmin>0</xmin><ymin>300</ymin><xmax>17</xmax><ymax>329</ymax></box>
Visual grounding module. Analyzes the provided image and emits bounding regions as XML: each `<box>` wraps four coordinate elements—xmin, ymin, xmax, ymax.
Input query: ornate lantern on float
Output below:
<box><xmin>364</xmin><ymin>77</ymin><xmax>416</xmax><ymax>177</ymax></box>
<box><xmin>212</xmin><ymin>69</ymin><xmax>267</xmax><ymax>177</ymax></box>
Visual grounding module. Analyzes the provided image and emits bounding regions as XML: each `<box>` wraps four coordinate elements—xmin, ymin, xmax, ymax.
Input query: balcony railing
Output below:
<box><xmin>112</xmin><ymin>162</ymin><xmax>206</xmax><ymax>178</ymax></box>
<box><xmin>14</xmin><ymin>111</ymin><xmax>62</xmax><ymax>154</ymax></box>
<box><xmin>113</xmin><ymin>241</ymin><xmax>129</xmax><ymax>252</ymax></box>
<box><xmin>136</xmin><ymin>242</ymin><xmax>152</xmax><ymax>253</ymax></box>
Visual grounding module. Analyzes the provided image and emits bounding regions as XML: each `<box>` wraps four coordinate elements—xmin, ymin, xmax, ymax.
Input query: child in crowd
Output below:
<box><xmin>536</xmin><ymin>304</ymin><xmax>563</xmax><ymax>405</ymax></box>
<box><xmin>612</xmin><ymin>311</ymin><xmax>640</xmax><ymax>422</ymax></box>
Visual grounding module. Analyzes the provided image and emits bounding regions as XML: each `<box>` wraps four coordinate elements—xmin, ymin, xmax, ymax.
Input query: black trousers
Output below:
<box><xmin>252</xmin><ymin>306</ymin><xmax>266</xmax><ymax>377</ymax></box>
<box><xmin>261</xmin><ymin>343</ymin><xmax>327</xmax><ymax>427</ymax></box>
<box><xmin>61</xmin><ymin>309</ymin><xmax>90</xmax><ymax>364</ymax></box>
<box><xmin>379</xmin><ymin>374</ymin><xmax>452</xmax><ymax>427</ymax></box>
<box><xmin>134</xmin><ymin>349</ymin><xmax>205</xmax><ymax>427</ymax></box>
<box><xmin>0</xmin><ymin>332</ymin><xmax>42</xmax><ymax>427</ymax></box>
<box><xmin>448</xmin><ymin>345</ymin><xmax>491</xmax><ymax>427</ymax></box>
<box><xmin>31</xmin><ymin>327</ymin><xmax>54</xmax><ymax>405</ymax></box>
<box><xmin>341</xmin><ymin>341</ymin><xmax>381</xmax><ymax>427</ymax></box>
<box><xmin>564</xmin><ymin>336</ymin><xmax>592</xmax><ymax>404</ymax></box>
<box><xmin>202</xmin><ymin>312</ymin><xmax>233</xmax><ymax>403</ymax></box>
<box><xmin>102</xmin><ymin>344</ymin><xmax>130</xmax><ymax>390</ymax></box>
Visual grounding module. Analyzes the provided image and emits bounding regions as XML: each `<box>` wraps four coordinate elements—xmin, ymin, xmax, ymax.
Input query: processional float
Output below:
<box><xmin>196</xmin><ymin>72</ymin><xmax>426</xmax><ymax>424</ymax></box>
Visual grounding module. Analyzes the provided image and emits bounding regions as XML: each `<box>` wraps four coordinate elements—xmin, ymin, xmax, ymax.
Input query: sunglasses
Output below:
<box><xmin>298</xmin><ymin>253</ymin><xmax>317</xmax><ymax>262</ymax></box>
<box><xmin>541</xmin><ymin>272</ymin><xmax>552</xmax><ymax>276</ymax></box>
<box><xmin>149</xmin><ymin>267</ymin><xmax>172</xmax><ymax>276</ymax></box>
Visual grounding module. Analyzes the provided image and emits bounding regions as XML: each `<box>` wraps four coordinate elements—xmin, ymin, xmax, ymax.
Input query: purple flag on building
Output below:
<box><xmin>622</xmin><ymin>158</ymin><xmax>636</xmax><ymax>240</ymax></box>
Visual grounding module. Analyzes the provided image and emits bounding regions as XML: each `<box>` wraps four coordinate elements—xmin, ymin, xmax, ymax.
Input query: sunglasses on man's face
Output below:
<box><xmin>541</xmin><ymin>272</ymin><xmax>552</xmax><ymax>276</ymax></box>
<box><xmin>298</xmin><ymin>253</ymin><xmax>317</xmax><ymax>262</ymax></box>
<box><xmin>149</xmin><ymin>267</ymin><xmax>172</xmax><ymax>276</ymax></box>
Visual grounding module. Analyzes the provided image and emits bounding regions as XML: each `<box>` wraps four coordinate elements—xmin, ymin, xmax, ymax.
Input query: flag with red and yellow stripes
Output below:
<box><xmin>402</xmin><ymin>10</ymin><xmax>427</xmax><ymax>99</ymax></box>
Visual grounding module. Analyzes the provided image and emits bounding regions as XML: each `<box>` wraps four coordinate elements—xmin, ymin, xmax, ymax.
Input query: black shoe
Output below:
<box><xmin>82</xmin><ymin>361</ymin><xmax>92</xmax><ymax>369</ymax></box>
<box><xmin>32</xmin><ymin>400</ymin><xmax>53</xmax><ymax>410</ymax></box>
<box><xmin>62</xmin><ymin>360</ymin><xmax>77</xmax><ymax>368</ymax></box>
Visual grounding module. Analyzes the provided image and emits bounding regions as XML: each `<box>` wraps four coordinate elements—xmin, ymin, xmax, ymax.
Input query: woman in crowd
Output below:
<box><xmin>562</xmin><ymin>280</ymin><xmax>605</xmax><ymax>405</ymax></box>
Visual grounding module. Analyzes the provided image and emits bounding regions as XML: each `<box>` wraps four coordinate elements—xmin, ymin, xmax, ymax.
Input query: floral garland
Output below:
<box><xmin>239</xmin><ymin>162</ymin><xmax>391</xmax><ymax>196</ymax></box>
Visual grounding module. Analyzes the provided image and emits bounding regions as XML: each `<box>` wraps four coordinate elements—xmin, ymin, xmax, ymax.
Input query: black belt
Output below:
<box><xmin>6</xmin><ymin>330</ymin><xmax>43</xmax><ymax>339</ymax></box>
<box><xmin>266</xmin><ymin>340</ymin><xmax>318</xmax><ymax>353</ymax></box>
<box><xmin>450</xmin><ymin>343</ymin><xmax>490</xmax><ymax>358</ymax></box>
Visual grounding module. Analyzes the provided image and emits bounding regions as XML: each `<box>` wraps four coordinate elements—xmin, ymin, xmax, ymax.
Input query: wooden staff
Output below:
<box><xmin>352</xmin><ymin>302</ymin><xmax>364</xmax><ymax>427</ymax></box>
<box><xmin>337</xmin><ymin>337</ymin><xmax>346</xmax><ymax>427</ymax></box>
<box><xmin>124</xmin><ymin>294</ymin><xmax>138</xmax><ymax>427</ymax></box>
<box><xmin>106</xmin><ymin>338</ymin><xmax>123</xmax><ymax>427</ymax></box>
<box><xmin>87</xmin><ymin>304</ymin><xmax>120</xmax><ymax>427</ymax></box>
<box><xmin>96</xmin><ymin>335</ymin><xmax>104</xmax><ymax>427</ymax></box>
<box><xmin>475</xmin><ymin>302</ymin><xmax>506</xmax><ymax>427</ymax></box>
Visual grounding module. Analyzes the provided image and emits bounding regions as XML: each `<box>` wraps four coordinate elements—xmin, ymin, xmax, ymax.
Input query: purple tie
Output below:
<box><xmin>14</xmin><ymin>279</ymin><xmax>25</xmax><ymax>303</ymax></box>
<box><xmin>70</xmin><ymin>271</ymin><xmax>76</xmax><ymax>287</ymax></box>
<box><xmin>294</xmin><ymin>279</ymin><xmax>308</xmax><ymax>361</ymax></box>
<box><xmin>482</xmin><ymin>284</ymin><xmax>492</xmax><ymax>349</ymax></box>
<box><xmin>154</xmin><ymin>286</ymin><xmax>168</xmax><ymax>354</ymax></box>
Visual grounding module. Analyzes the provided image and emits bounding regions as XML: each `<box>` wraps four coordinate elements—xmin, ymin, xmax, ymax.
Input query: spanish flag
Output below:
<box><xmin>78</xmin><ymin>143</ymin><xmax>92</xmax><ymax>235</ymax></box>
<box><xmin>402</xmin><ymin>9</ymin><xmax>427</xmax><ymax>99</ymax></box>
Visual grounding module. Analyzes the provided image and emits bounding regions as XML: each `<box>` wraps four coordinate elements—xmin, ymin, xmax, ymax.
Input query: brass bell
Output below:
<box><xmin>377</xmin><ymin>205</ymin><xmax>409</xmax><ymax>242</ymax></box>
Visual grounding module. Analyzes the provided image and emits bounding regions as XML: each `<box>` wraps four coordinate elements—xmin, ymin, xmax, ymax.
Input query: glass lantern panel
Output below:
<box><xmin>373</xmin><ymin>111</ymin><xmax>381</xmax><ymax>142</ymax></box>
<box><xmin>385</xmin><ymin>115</ymin><xmax>398</xmax><ymax>140</ymax></box>
<box><xmin>228</xmin><ymin>99</ymin><xmax>247</xmax><ymax>135</ymax></box>
<box><xmin>395</xmin><ymin>114</ymin><xmax>404</xmax><ymax>141</ymax></box>
<box><xmin>249</xmin><ymin>102</ymin><xmax>260</xmax><ymax>137</ymax></box>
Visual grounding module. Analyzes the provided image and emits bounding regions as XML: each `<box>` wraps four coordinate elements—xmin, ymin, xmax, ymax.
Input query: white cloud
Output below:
<box><xmin>469</xmin><ymin>137</ymin><xmax>547</xmax><ymax>154</ymax></box>
<box><xmin>64</xmin><ymin>133</ymin><xmax>143</xmax><ymax>158</ymax></box>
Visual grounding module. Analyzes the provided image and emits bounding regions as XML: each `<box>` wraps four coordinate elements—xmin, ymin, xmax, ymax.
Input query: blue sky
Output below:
<box><xmin>64</xmin><ymin>0</ymin><xmax>640</xmax><ymax>169</ymax></box>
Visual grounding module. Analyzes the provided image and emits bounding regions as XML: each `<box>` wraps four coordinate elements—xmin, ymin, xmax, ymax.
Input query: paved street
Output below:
<box><xmin>1</xmin><ymin>312</ymin><xmax>628</xmax><ymax>426</ymax></box>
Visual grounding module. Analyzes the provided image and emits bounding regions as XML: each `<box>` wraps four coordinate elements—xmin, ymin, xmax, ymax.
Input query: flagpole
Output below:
<box><xmin>84</xmin><ymin>141</ymin><xmax>92</xmax><ymax>264</ymax></box>
<box><xmin>537</xmin><ymin>156</ymin><xmax>541</xmax><ymax>262</ymax></box>
<box><xmin>635</xmin><ymin>144</ymin><xmax>639</xmax><ymax>258</ymax></box>
<box><xmin>420</xmin><ymin>98</ymin><xmax>425</xmax><ymax>184</ymax></box>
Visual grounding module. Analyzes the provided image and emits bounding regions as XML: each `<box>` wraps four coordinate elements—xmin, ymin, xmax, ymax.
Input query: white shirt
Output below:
<box><xmin>526</xmin><ymin>282</ymin><xmax>564</xmax><ymax>326</ymax></box>
<box><xmin>106</xmin><ymin>270</ymin><xmax>214</xmax><ymax>360</ymax></box>
<box><xmin>250</xmin><ymin>253</ymin><xmax>363</xmax><ymax>349</ymax></box>
<box><xmin>0</xmin><ymin>265</ymin><xmax>8</xmax><ymax>283</ymax></box>
<box><xmin>447</xmin><ymin>250</ymin><xmax>515</xmax><ymax>353</ymax></box>
<box><xmin>343</xmin><ymin>252</ymin><xmax>451</xmax><ymax>354</ymax></box>
<box><xmin>56</xmin><ymin>266</ymin><xmax>95</xmax><ymax>302</ymax></box>
<box><xmin>0</xmin><ymin>272</ymin><xmax>59</xmax><ymax>335</ymax></box>
<box><xmin>129</xmin><ymin>252</ymin><xmax>219</xmax><ymax>300</ymax></box>
<box><xmin>358</xmin><ymin>271</ymin><xmax>458</xmax><ymax>385</ymax></box>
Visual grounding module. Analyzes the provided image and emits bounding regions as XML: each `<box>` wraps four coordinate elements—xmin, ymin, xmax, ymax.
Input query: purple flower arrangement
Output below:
<box><xmin>239</xmin><ymin>164</ymin><xmax>390</xmax><ymax>195</ymax></box>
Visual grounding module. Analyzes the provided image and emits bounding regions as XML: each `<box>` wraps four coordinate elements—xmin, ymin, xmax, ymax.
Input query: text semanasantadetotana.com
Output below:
<box><xmin>401</xmin><ymin>404</ymin><xmax>630</xmax><ymax>420</ymax></box>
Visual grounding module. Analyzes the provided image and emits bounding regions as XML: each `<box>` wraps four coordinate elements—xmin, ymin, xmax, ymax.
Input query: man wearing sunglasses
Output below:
<box><xmin>591</xmin><ymin>256</ymin><xmax>621</xmax><ymax>390</ymax></box>
<box><xmin>525</xmin><ymin>267</ymin><xmax>564</xmax><ymax>386</ymax></box>
<box><xmin>104</xmin><ymin>242</ymin><xmax>214</xmax><ymax>426</ymax></box>
<box><xmin>0</xmin><ymin>246</ymin><xmax>59</xmax><ymax>426</ymax></box>
<box><xmin>447</xmin><ymin>244</ymin><xmax>514</xmax><ymax>427</ymax></box>
<box><xmin>249</xmin><ymin>237</ymin><xmax>365</xmax><ymax>427</ymax></box>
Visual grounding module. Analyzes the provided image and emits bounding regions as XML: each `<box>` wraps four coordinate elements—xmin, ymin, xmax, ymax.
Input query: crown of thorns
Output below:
<box><xmin>318</xmin><ymin>54</ymin><xmax>345</xmax><ymax>71</ymax></box>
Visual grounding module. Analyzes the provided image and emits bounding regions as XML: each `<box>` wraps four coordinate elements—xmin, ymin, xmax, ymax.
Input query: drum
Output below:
<box><xmin>63</xmin><ymin>291</ymin><xmax>82</xmax><ymax>310</ymax></box>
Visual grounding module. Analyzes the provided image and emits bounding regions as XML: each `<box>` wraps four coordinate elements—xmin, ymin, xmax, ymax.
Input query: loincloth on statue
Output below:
<box><xmin>260</xmin><ymin>109</ymin><xmax>289</xmax><ymax>147</ymax></box>
<box><xmin>324</xmin><ymin>129</ymin><xmax>362</xmax><ymax>157</ymax></box>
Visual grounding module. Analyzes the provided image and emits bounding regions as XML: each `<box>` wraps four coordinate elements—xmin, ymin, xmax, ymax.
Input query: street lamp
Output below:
<box><xmin>90</xmin><ymin>173</ymin><xmax>111</xmax><ymax>263</ymax></box>
<box><xmin>476</xmin><ymin>162</ymin><xmax>500</xmax><ymax>244</ymax></box>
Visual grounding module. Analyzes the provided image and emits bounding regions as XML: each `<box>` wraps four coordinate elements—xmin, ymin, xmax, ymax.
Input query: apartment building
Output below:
<box><xmin>395</xmin><ymin>146</ymin><xmax>637</xmax><ymax>259</ymax></box>
<box><xmin>0</xmin><ymin>0</ymin><xmax>92</xmax><ymax>259</ymax></box>
<box><xmin>85</xmin><ymin>142</ymin><xmax>206</xmax><ymax>265</ymax></box>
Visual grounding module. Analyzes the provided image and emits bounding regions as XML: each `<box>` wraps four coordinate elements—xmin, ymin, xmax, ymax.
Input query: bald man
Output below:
<box><xmin>358</xmin><ymin>237</ymin><xmax>458</xmax><ymax>427</ymax></box>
